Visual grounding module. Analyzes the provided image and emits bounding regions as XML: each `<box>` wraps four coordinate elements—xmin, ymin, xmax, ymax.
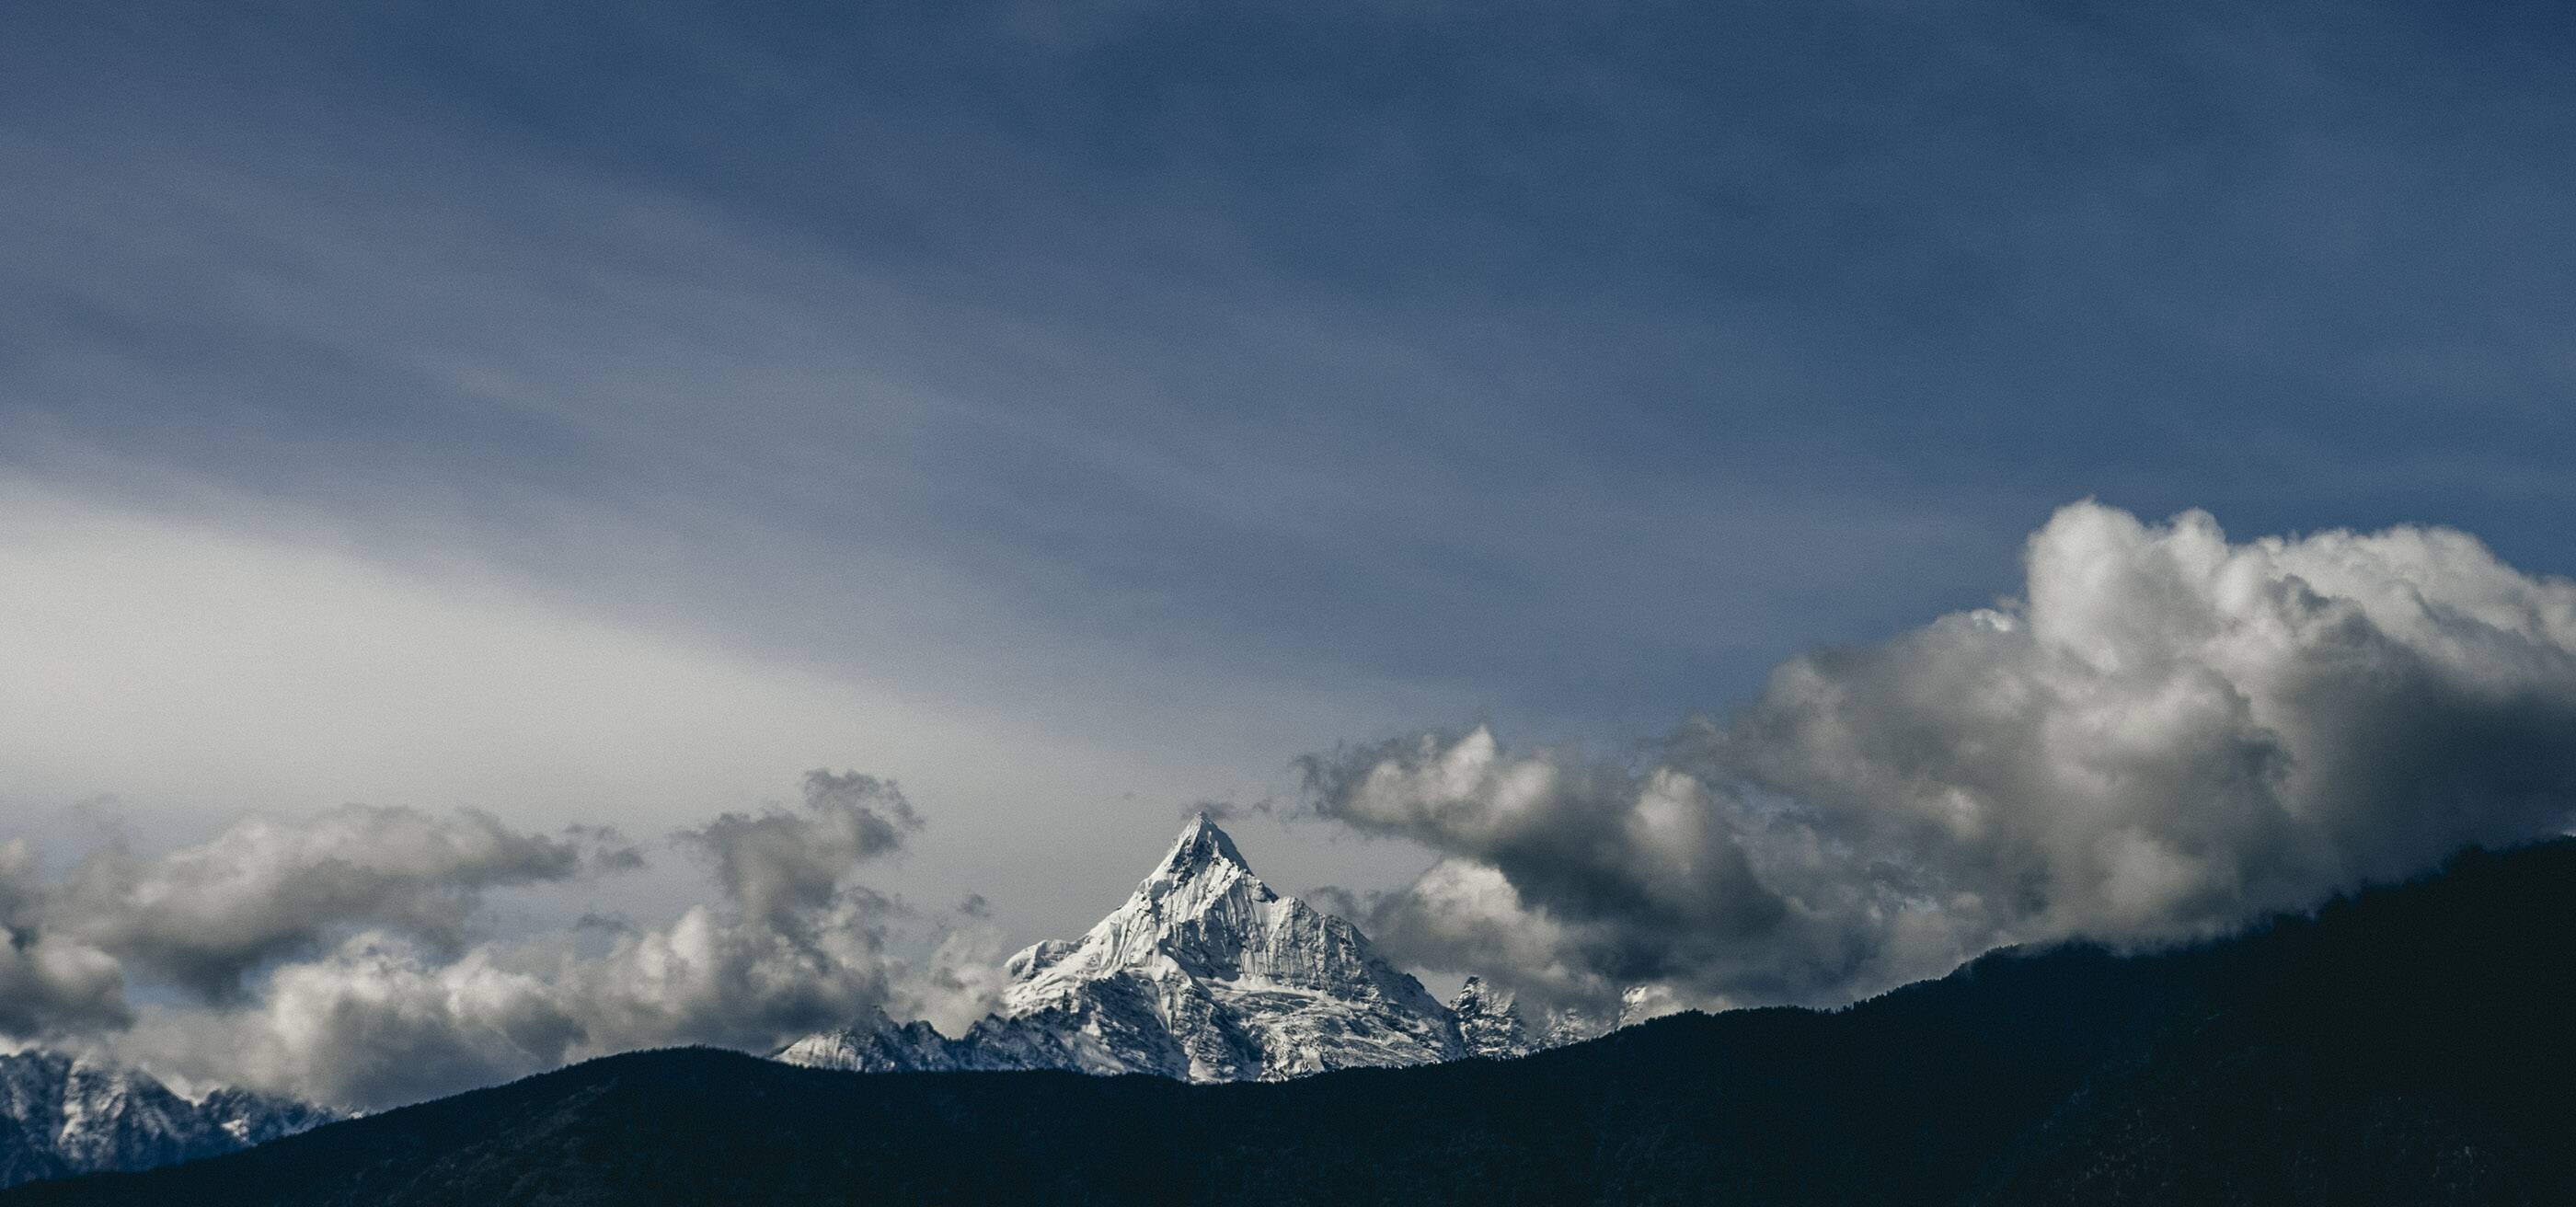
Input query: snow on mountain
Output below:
<box><xmin>196</xmin><ymin>1086</ymin><xmax>339</xmax><ymax>1148</ymax></box>
<box><xmin>1446</xmin><ymin>974</ymin><xmax>1656</xmax><ymax>1057</ymax></box>
<box><xmin>1537</xmin><ymin>1006</ymin><xmax>1604</xmax><ymax>1050</ymax></box>
<box><xmin>0</xmin><ymin>1050</ymin><xmax>334</xmax><ymax>1189</ymax></box>
<box><xmin>1447</xmin><ymin>976</ymin><xmax>1535</xmax><ymax>1060</ymax></box>
<box><xmin>781</xmin><ymin>814</ymin><xmax>1468</xmax><ymax>1081</ymax></box>
<box><xmin>770</xmin><ymin>1006</ymin><xmax>1084</xmax><ymax>1075</ymax></box>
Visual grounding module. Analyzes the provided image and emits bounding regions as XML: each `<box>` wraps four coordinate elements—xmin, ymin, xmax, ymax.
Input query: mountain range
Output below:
<box><xmin>776</xmin><ymin>814</ymin><xmax>1606</xmax><ymax>1079</ymax></box>
<box><xmin>0</xmin><ymin>1052</ymin><xmax>330</xmax><ymax>1190</ymax></box>
<box><xmin>15</xmin><ymin>835</ymin><xmax>2576</xmax><ymax>1203</ymax></box>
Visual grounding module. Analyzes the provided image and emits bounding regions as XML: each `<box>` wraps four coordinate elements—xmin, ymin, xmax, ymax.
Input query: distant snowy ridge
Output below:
<box><xmin>0</xmin><ymin>1050</ymin><xmax>334</xmax><ymax>1188</ymax></box>
<box><xmin>779</xmin><ymin>815</ymin><xmax>1617</xmax><ymax>1082</ymax></box>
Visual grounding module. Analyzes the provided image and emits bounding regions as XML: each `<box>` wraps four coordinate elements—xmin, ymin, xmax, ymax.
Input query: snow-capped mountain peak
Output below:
<box><xmin>776</xmin><ymin>815</ymin><xmax>1655</xmax><ymax>1083</ymax></box>
<box><xmin>1006</xmin><ymin>812</ymin><xmax>1403</xmax><ymax>997</ymax></box>
<box><xmin>1152</xmin><ymin>810</ymin><xmax>1252</xmax><ymax>885</ymax></box>
<box><xmin>786</xmin><ymin>814</ymin><xmax>1466</xmax><ymax>1082</ymax></box>
<box><xmin>1006</xmin><ymin>811</ymin><xmax>1277</xmax><ymax>989</ymax></box>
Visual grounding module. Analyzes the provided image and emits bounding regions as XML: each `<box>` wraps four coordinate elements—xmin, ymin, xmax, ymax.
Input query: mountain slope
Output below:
<box><xmin>25</xmin><ymin>839</ymin><xmax>2576</xmax><ymax>1204</ymax></box>
<box><xmin>0</xmin><ymin>1052</ymin><xmax>330</xmax><ymax>1190</ymax></box>
<box><xmin>1974</xmin><ymin>840</ymin><xmax>2576</xmax><ymax>1205</ymax></box>
<box><xmin>781</xmin><ymin>814</ymin><xmax>1465</xmax><ymax>1080</ymax></box>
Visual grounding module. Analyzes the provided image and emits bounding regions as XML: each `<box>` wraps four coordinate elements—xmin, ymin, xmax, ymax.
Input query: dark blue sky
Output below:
<box><xmin>7</xmin><ymin>0</ymin><xmax>2576</xmax><ymax>927</ymax></box>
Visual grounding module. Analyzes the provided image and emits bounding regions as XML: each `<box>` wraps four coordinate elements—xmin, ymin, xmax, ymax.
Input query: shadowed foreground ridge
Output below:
<box><xmin>14</xmin><ymin>839</ymin><xmax>2576</xmax><ymax>1206</ymax></box>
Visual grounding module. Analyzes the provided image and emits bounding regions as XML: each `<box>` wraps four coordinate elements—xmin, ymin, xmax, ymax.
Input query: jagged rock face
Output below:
<box><xmin>194</xmin><ymin>1086</ymin><xmax>339</xmax><ymax>1147</ymax></box>
<box><xmin>771</xmin><ymin>1008</ymin><xmax>1082</xmax><ymax>1075</ymax></box>
<box><xmin>1448</xmin><ymin>976</ymin><xmax>1535</xmax><ymax>1059</ymax></box>
<box><xmin>780</xmin><ymin>815</ymin><xmax>1466</xmax><ymax>1082</ymax></box>
<box><xmin>770</xmin><ymin>1011</ymin><xmax>955</xmax><ymax>1075</ymax></box>
<box><xmin>1540</xmin><ymin>1006</ymin><xmax>1607</xmax><ymax>1050</ymax></box>
<box><xmin>1445</xmin><ymin>976</ymin><xmax>1650</xmax><ymax>1058</ymax></box>
<box><xmin>0</xmin><ymin>1050</ymin><xmax>334</xmax><ymax>1189</ymax></box>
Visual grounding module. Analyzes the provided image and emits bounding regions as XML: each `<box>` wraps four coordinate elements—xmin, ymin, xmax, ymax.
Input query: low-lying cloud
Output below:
<box><xmin>680</xmin><ymin>770</ymin><xmax>921</xmax><ymax>938</ymax></box>
<box><xmin>1310</xmin><ymin>502</ymin><xmax>2576</xmax><ymax>1016</ymax></box>
<box><xmin>2</xmin><ymin>772</ymin><xmax>958</xmax><ymax>1109</ymax></box>
<box><xmin>57</xmin><ymin>805</ymin><xmax>638</xmax><ymax>1000</ymax></box>
<box><xmin>0</xmin><ymin>809</ymin><xmax>635</xmax><ymax>1041</ymax></box>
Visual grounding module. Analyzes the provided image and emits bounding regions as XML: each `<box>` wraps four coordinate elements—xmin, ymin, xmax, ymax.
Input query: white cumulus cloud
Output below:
<box><xmin>1310</xmin><ymin>502</ymin><xmax>2576</xmax><ymax>1015</ymax></box>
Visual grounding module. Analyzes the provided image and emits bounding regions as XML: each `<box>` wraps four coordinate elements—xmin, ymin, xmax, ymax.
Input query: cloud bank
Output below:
<box><xmin>1</xmin><ymin>772</ymin><xmax>953</xmax><ymax>1109</ymax></box>
<box><xmin>1310</xmin><ymin>502</ymin><xmax>2576</xmax><ymax>1015</ymax></box>
<box><xmin>57</xmin><ymin>805</ymin><xmax>637</xmax><ymax>1001</ymax></box>
<box><xmin>0</xmin><ymin>809</ymin><xmax>634</xmax><ymax>1042</ymax></box>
